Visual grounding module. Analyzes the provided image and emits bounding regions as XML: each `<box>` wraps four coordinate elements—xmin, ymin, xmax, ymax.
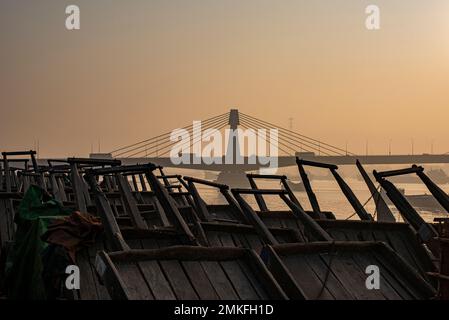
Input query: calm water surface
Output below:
<box><xmin>164</xmin><ymin>169</ymin><xmax>449</xmax><ymax>223</ymax></box>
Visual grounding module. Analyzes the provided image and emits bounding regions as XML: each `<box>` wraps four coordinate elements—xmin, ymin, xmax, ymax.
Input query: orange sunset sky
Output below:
<box><xmin>1</xmin><ymin>0</ymin><xmax>449</xmax><ymax>157</ymax></box>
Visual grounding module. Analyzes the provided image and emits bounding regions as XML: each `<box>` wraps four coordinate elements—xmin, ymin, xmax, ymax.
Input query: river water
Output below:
<box><xmin>163</xmin><ymin>167</ymin><xmax>449</xmax><ymax>223</ymax></box>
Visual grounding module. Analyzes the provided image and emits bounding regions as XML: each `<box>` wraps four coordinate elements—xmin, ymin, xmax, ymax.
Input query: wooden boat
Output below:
<box><xmin>1</xmin><ymin>152</ymin><xmax>445</xmax><ymax>300</ymax></box>
<box><xmin>262</xmin><ymin>242</ymin><xmax>436</xmax><ymax>300</ymax></box>
<box><xmin>284</xmin><ymin>180</ymin><xmax>305</xmax><ymax>192</ymax></box>
<box><xmin>96</xmin><ymin>246</ymin><xmax>288</xmax><ymax>300</ymax></box>
<box><xmin>380</xmin><ymin>188</ymin><xmax>445</xmax><ymax>213</ymax></box>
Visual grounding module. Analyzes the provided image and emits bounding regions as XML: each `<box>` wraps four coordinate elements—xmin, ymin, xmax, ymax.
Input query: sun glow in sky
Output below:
<box><xmin>1</xmin><ymin>0</ymin><xmax>449</xmax><ymax>157</ymax></box>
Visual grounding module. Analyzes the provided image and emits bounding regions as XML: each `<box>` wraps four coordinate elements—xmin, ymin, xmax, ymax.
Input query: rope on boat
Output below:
<box><xmin>344</xmin><ymin>184</ymin><xmax>382</xmax><ymax>220</ymax></box>
<box><xmin>317</xmin><ymin>187</ymin><xmax>383</xmax><ymax>298</ymax></box>
<box><xmin>372</xmin><ymin>186</ymin><xmax>383</xmax><ymax>220</ymax></box>
<box><xmin>315</xmin><ymin>240</ymin><xmax>337</xmax><ymax>299</ymax></box>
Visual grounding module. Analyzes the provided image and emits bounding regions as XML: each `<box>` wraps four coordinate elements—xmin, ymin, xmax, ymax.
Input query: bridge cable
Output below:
<box><xmin>125</xmin><ymin>118</ymin><xmax>229</xmax><ymax>158</ymax></box>
<box><xmin>238</xmin><ymin>122</ymin><xmax>293</xmax><ymax>156</ymax></box>
<box><xmin>240</xmin><ymin>112</ymin><xmax>350</xmax><ymax>155</ymax></box>
<box><xmin>114</xmin><ymin>112</ymin><xmax>229</xmax><ymax>157</ymax></box>
<box><xmin>120</xmin><ymin>114</ymin><xmax>229</xmax><ymax>158</ymax></box>
<box><xmin>111</xmin><ymin>111</ymin><xmax>229</xmax><ymax>155</ymax></box>
<box><xmin>152</xmin><ymin>116</ymin><xmax>230</xmax><ymax>158</ymax></box>
<box><xmin>156</xmin><ymin>122</ymin><xmax>230</xmax><ymax>158</ymax></box>
<box><xmin>239</xmin><ymin>117</ymin><xmax>333</xmax><ymax>156</ymax></box>
<box><xmin>239</xmin><ymin>113</ymin><xmax>345</xmax><ymax>156</ymax></box>
<box><xmin>239</xmin><ymin>119</ymin><xmax>314</xmax><ymax>155</ymax></box>
<box><xmin>127</xmin><ymin>119</ymin><xmax>230</xmax><ymax>158</ymax></box>
<box><xmin>240</xmin><ymin>112</ymin><xmax>354</xmax><ymax>156</ymax></box>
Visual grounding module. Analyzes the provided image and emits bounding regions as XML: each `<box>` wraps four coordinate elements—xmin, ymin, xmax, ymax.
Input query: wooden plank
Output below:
<box><xmin>219</xmin><ymin>233</ymin><xmax>237</xmax><ymax>247</ymax></box>
<box><xmin>231</xmin><ymin>233</ymin><xmax>248</xmax><ymax>249</ymax></box>
<box><xmin>261</xmin><ymin>217</ymin><xmax>282</xmax><ymax>228</ymax></box>
<box><xmin>140</xmin><ymin>238</ymin><xmax>160</xmax><ymax>250</ymax></box>
<box><xmin>206</xmin><ymin>231</ymin><xmax>222</xmax><ymax>247</ymax></box>
<box><xmin>81</xmin><ymin>245</ymin><xmax>111</xmax><ymax>299</ymax></box>
<box><xmin>139</xmin><ymin>174</ymin><xmax>147</xmax><ymax>191</ymax></box>
<box><xmin>342</xmin><ymin>230</ymin><xmax>359</xmax><ymax>241</ymax></box>
<box><xmin>324</xmin><ymin>251</ymin><xmax>380</xmax><ymax>300</ymax></box>
<box><xmin>182</xmin><ymin>261</ymin><xmax>219</xmax><ymax>300</ymax></box>
<box><xmin>245</xmin><ymin>234</ymin><xmax>264</xmax><ymax>251</ymax></box>
<box><xmin>116</xmin><ymin>175</ymin><xmax>148</xmax><ymax>230</ymax></box>
<box><xmin>156</xmin><ymin>238</ymin><xmax>176</xmax><ymax>249</ymax></box>
<box><xmin>361</xmin><ymin>256</ymin><xmax>403</xmax><ymax>300</ymax></box>
<box><xmin>305</xmin><ymin>254</ymin><xmax>354</xmax><ymax>300</ymax></box>
<box><xmin>0</xmin><ymin>201</ymin><xmax>9</xmax><ymax>247</ymax></box>
<box><xmin>356</xmin><ymin>250</ymin><xmax>410</xmax><ymax>300</ymax></box>
<box><xmin>285</xmin><ymin>219</ymin><xmax>305</xmax><ymax>238</ymax></box>
<box><xmin>77</xmin><ymin>252</ymin><xmax>100</xmax><ymax>300</ymax></box>
<box><xmin>83</xmin><ymin>250</ymin><xmax>111</xmax><ymax>300</ymax></box>
<box><xmin>385</xmin><ymin>232</ymin><xmax>420</xmax><ymax>272</ymax></box>
<box><xmin>94</xmin><ymin>265</ymin><xmax>111</xmax><ymax>300</ymax></box>
<box><xmin>369</xmin><ymin>251</ymin><xmax>418</xmax><ymax>299</ymax></box>
<box><xmin>138</xmin><ymin>261</ymin><xmax>176</xmax><ymax>300</ymax></box>
<box><xmin>237</xmin><ymin>260</ymin><xmax>269</xmax><ymax>299</ymax></box>
<box><xmin>371</xmin><ymin>230</ymin><xmax>393</xmax><ymax>247</ymax></box>
<box><xmin>201</xmin><ymin>261</ymin><xmax>239</xmax><ymax>300</ymax></box>
<box><xmin>365</xmin><ymin>251</ymin><xmax>414</xmax><ymax>299</ymax></box>
<box><xmin>127</xmin><ymin>239</ymin><xmax>143</xmax><ymax>250</ymax></box>
<box><xmin>153</xmin><ymin>199</ymin><xmax>171</xmax><ymax>227</ymax></box>
<box><xmin>360</xmin><ymin>230</ymin><xmax>376</xmax><ymax>242</ymax></box>
<box><xmin>115</xmin><ymin>262</ymin><xmax>154</xmax><ymax>300</ymax></box>
<box><xmin>160</xmin><ymin>260</ymin><xmax>199</xmax><ymax>300</ymax></box>
<box><xmin>220</xmin><ymin>260</ymin><xmax>259</xmax><ymax>299</ymax></box>
<box><xmin>282</xmin><ymin>255</ymin><xmax>334</xmax><ymax>299</ymax></box>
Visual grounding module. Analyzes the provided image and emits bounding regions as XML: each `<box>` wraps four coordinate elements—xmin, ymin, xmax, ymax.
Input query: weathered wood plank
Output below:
<box><xmin>282</xmin><ymin>255</ymin><xmax>334</xmax><ymax>299</ymax></box>
<box><xmin>201</xmin><ymin>261</ymin><xmax>239</xmax><ymax>300</ymax></box>
<box><xmin>115</xmin><ymin>262</ymin><xmax>154</xmax><ymax>300</ymax></box>
<box><xmin>182</xmin><ymin>261</ymin><xmax>219</xmax><ymax>300</ymax></box>
<box><xmin>305</xmin><ymin>253</ymin><xmax>354</xmax><ymax>300</ymax></box>
<box><xmin>237</xmin><ymin>260</ymin><xmax>268</xmax><ymax>299</ymax></box>
<box><xmin>220</xmin><ymin>260</ymin><xmax>259</xmax><ymax>299</ymax></box>
<box><xmin>160</xmin><ymin>260</ymin><xmax>199</xmax><ymax>300</ymax></box>
<box><xmin>138</xmin><ymin>261</ymin><xmax>176</xmax><ymax>300</ymax></box>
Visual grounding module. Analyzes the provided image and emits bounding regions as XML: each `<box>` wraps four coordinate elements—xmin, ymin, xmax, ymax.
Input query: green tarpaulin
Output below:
<box><xmin>4</xmin><ymin>185</ymin><xmax>71</xmax><ymax>300</ymax></box>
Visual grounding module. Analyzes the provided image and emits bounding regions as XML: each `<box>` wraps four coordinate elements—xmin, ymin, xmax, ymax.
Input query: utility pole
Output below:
<box><xmin>389</xmin><ymin>139</ymin><xmax>392</xmax><ymax>156</ymax></box>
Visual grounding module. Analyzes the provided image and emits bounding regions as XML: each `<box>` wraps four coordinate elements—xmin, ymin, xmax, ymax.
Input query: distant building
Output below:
<box><xmin>295</xmin><ymin>152</ymin><xmax>315</xmax><ymax>158</ymax></box>
<box><xmin>89</xmin><ymin>153</ymin><xmax>113</xmax><ymax>159</ymax></box>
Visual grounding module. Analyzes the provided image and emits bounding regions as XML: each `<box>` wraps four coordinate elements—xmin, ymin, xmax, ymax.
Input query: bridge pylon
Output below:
<box><xmin>225</xmin><ymin>109</ymin><xmax>241</xmax><ymax>166</ymax></box>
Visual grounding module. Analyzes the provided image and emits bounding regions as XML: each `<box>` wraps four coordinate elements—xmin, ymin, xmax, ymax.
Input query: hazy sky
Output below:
<box><xmin>1</xmin><ymin>0</ymin><xmax>449</xmax><ymax>157</ymax></box>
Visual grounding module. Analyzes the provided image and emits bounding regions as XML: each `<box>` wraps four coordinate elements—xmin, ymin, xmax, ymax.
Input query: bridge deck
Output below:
<box><xmin>116</xmin><ymin>154</ymin><xmax>449</xmax><ymax>171</ymax></box>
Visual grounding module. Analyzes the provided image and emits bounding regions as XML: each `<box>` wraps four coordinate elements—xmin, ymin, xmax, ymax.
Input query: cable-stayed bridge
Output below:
<box><xmin>110</xmin><ymin>109</ymin><xmax>449</xmax><ymax>171</ymax></box>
